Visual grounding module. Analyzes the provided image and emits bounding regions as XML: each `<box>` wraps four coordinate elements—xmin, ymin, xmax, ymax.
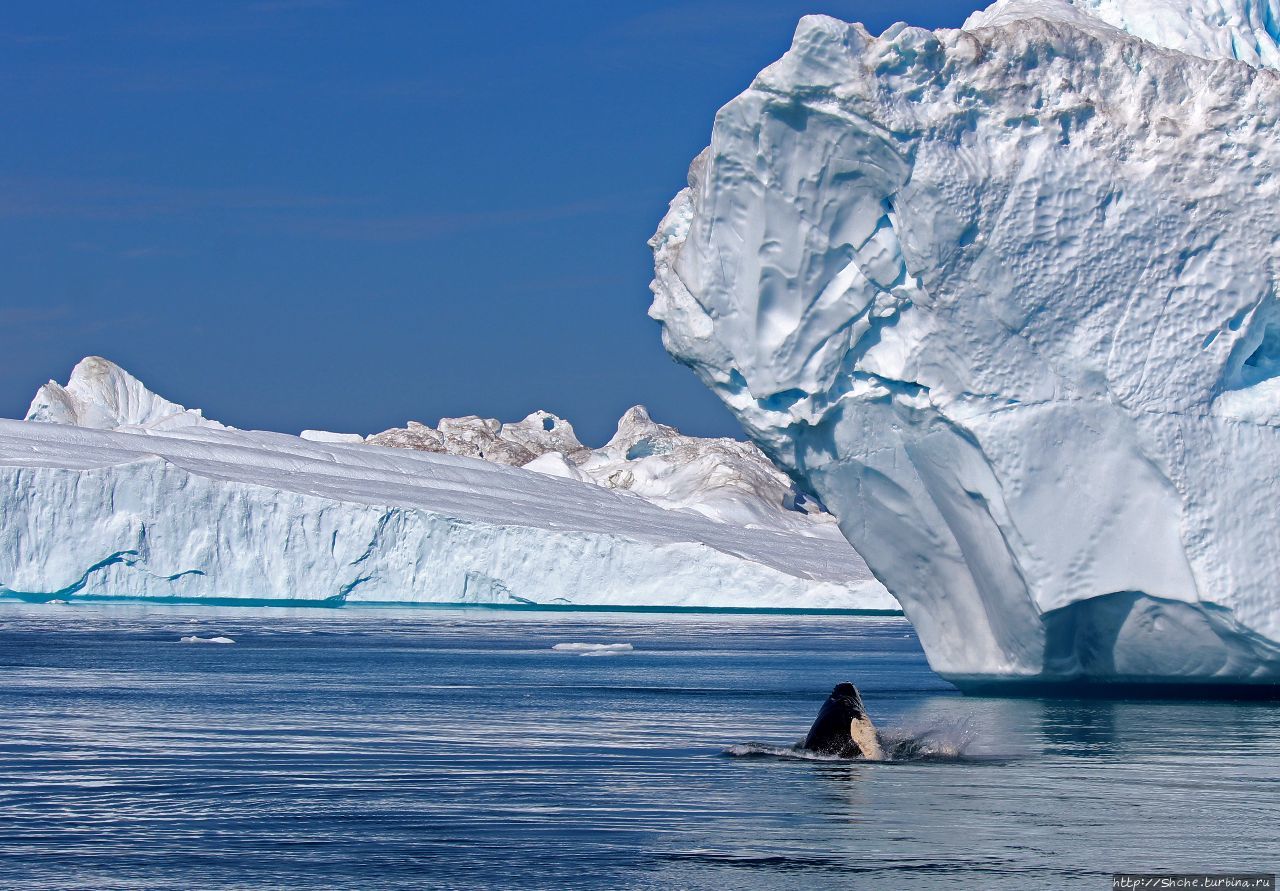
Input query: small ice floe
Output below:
<box><xmin>551</xmin><ymin>642</ymin><xmax>634</xmax><ymax>656</ymax></box>
<box><xmin>46</xmin><ymin>599</ymin><xmax>69</xmax><ymax>605</ymax></box>
<box><xmin>180</xmin><ymin>635</ymin><xmax>235</xmax><ymax>644</ymax></box>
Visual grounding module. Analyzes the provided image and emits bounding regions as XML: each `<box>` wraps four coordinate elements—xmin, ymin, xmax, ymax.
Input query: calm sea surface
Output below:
<box><xmin>0</xmin><ymin>603</ymin><xmax>1276</xmax><ymax>890</ymax></box>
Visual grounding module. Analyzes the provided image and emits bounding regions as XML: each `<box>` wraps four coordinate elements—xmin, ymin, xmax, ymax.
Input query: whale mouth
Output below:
<box><xmin>841</xmin><ymin>701</ymin><xmax>866</xmax><ymax>719</ymax></box>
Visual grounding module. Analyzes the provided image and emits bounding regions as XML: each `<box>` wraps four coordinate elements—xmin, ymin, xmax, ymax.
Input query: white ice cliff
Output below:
<box><xmin>1</xmin><ymin>358</ymin><xmax>893</xmax><ymax>610</ymax></box>
<box><xmin>650</xmin><ymin>0</ymin><xmax>1280</xmax><ymax>686</ymax></box>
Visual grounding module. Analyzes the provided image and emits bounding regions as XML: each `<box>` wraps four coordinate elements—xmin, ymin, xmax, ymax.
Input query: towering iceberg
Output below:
<box><xmin>651</xmin><ymin>0</ymin><xmax>1280</xmax><ymax>687</ymax></box>
<box><xmin>2</xmin><ymin>358</ymin><xmax>893</xmax><ymax>611</ymax></box>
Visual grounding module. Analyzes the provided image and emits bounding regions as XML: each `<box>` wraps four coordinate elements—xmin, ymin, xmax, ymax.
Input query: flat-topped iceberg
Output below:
<box><xmin>1</xmin><ymin>358</ymin><xmax>893</xmax><ymax>611</ymax></box>
<box><xmin>651</xmin><ymin>0</ymin><xmax>1280</xmax><ymax>687</ymax></box>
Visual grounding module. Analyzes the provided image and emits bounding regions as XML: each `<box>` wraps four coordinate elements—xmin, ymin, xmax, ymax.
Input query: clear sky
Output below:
<box><xmin>1</xmin><ymin>0</ymin><xmax>984</xmax><ymax>445</ymax></box>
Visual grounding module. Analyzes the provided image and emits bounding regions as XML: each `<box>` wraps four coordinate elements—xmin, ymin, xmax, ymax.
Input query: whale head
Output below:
<box><xmin>829</xmin><ymin>682</ymin><xmax>867</xmax><ymax>718</ymax></box>
<box><xmin>802</xmin><ymin>681</ymin><xmax>883</xmax><ymax>760</ymax></box>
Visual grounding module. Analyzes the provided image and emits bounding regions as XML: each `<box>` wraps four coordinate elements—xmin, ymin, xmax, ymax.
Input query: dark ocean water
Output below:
<box><xmin>0</xmin><ymin>603</ymin><xmax>1276</xmax><ymax>890</ymax></box>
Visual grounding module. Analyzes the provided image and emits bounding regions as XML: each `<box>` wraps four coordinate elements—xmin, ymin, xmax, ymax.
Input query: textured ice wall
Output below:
<box><xmin>0</xmin><ymin>420</ymin><xmax>894</xmax><ymax>610</ymax></box>
<box><xmin>651</xmin><ymin>0</ymin><xmax>1280</xmax><ymax>685</ymax></box>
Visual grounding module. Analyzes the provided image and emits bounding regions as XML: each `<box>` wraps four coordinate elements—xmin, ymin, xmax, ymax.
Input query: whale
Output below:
<box><xmin>802</xmin><ymin>682</ymin><xmax>884</xmax><ymax>760</ymax></box>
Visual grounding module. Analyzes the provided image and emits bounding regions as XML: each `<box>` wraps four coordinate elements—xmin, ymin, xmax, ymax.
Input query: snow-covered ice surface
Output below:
<box><xmin>300</xmin><ymin>430</ymin><xmax>365</xmax><ymax>445</ymax></box>
<box><xmin>1</xmin><ymin>359</ymin><xmax>894</xmax><ymax>611</ymax></box>
<box><xmin>650</xmin><ymin>0</ymin><xmax>1280</xmax><ymax>688</ymax></box>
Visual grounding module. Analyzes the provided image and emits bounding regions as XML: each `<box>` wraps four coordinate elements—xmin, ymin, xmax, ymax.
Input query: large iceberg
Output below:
<box><xmin>0</xmin><ymin>358</ymin><xmax>893</xmax><ymax>611</ymax></box>
<box><xmin>650</xmin><ymin>0</ymin><xmax>1280</xmax><ymax>688</ymax></box>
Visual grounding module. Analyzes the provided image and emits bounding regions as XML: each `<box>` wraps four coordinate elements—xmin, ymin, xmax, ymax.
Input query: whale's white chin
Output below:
<box><xmin>850</xmin><ymin>716</ymin><xmax>884</xmax><ymax>761</ymax></box>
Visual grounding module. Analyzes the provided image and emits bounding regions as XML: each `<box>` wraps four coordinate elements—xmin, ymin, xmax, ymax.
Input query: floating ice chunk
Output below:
<box><xmin>551</xmin><ymin>642</ymin><xmax>635</xmax><ymax>653</ymax></box>
<box><xmin>180</xmin><ymin>635</ymin><xmax>235</xmax><ymax>644</ymax></box>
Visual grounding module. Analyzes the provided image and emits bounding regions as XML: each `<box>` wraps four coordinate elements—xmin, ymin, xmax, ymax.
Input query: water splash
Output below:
<box><xmin>724</xmin><ymin>717</ymin><xmax>981</xmax><ymax>763</ymax></box>
<box><xmin>877</xmin><ymin>717</ymin><xmax>978</xmax><ymax>761</ymax></box>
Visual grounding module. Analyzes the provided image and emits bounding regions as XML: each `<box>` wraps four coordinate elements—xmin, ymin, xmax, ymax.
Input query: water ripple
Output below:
<box><xmin>0</xmin><ymin>602</ymin><xmax>1277</xmax><ymax>890</ymax></box>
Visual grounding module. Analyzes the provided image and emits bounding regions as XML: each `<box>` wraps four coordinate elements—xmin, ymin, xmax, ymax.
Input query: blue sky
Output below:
<box><xmin>1</xmin><ymin>0</ymin><xmax>983</xmax><ymax>444</ymax></box>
